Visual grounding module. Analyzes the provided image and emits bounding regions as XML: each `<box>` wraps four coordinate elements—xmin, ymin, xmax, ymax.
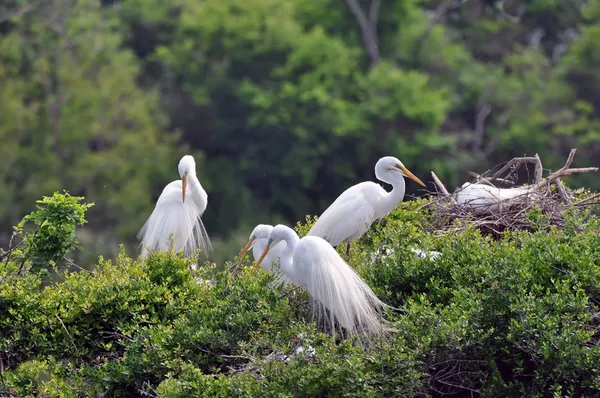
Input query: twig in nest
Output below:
<box><xmin>572</xmin><ymin>193</ymin><xmax>600</xmax><ymax>207</ymax></box>
<box><xmin>468</xmin><ymin>171</ymin><xmax>514</xmax><ymax>186</ymax></box>
<box><xmin>553</xmin><ymin>179</ymin><xmax>570</xmax><ymax>203</ymax></box>
<box><xmin>431</xmin><ymin>171</ymin><xmax>451</xmax><ymax>197</ymax></box>
<box><xmin>489</xmin><ymin>156</ymin><xmax>539</xmax><ymax>182</ymax></box>
<box><xmin>532</xmin><ymin>149</ymin><xmax>598</xmax><ymax>191</ymax></box>
<box><xmin>534</xmin><ymin>153</ymin><xmax>543</xmax><ymax>183</ymax></box>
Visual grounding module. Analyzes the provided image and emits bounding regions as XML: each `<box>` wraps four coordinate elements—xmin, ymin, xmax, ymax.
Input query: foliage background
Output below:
<box><xmin>1</xmin><ymin>0</ymin><xmax>600</xmax><ymax>263</ymax></box>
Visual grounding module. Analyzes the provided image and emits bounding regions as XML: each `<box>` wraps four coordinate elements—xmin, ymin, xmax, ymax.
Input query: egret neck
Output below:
<box><xmin>187</xmin><ymin>172</ymin><xmax>208</xmax><ymax>214</ymax></box>
<box><xmin>377</xmin><ymin>171</ymin><xmax>406</xmax><ymax>219</ymax></box>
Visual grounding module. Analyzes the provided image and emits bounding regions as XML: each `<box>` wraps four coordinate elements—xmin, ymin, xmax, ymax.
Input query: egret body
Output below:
<box><xmin>308</xmin><ymin>156</ymin><xmax>425</xmax><ymax>253</ymax></box>
<box><xmin>138</xmin><ymin>155</ymin><xmax>211</xmax><ymax>257</ymax></box>
<box><xmin>257</xmin><ymin>224</ymin><xmax>391</xmax><ymax>339</ymax></box>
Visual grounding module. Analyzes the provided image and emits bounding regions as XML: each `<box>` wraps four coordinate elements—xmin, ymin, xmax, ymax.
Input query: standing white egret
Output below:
<box><xmin>256</xmin><ymin>224</ymin><xmax>392</xmax><ymax>339</ymax></box>
<box><xmin>138</xmin><ymin>155</ymin><xmax>211</xmax><ymax>257</ymax></box>
<box><xmin>308</xmin><ymin>156</ymin><xmax>425</xmax><ymax>254</ymax></box>
<box><xmin>238</xmin><ymin>224</ymin><xmax>286</xmax><ymax>273</ymax></box>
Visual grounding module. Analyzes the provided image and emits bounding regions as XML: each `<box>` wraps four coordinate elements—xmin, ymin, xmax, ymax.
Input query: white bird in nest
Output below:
<box><xmin>239</xmin><ymin>224</ymin><xmax>288</xmax><ymax>278</ymax></box>
<box><xmin>255</xmin><ymin>224</ymin><xmax>393</xmax><ymax>340</ymax></box>
<box><xmin>138</xmin><ymin>155</ymin><xmax>211</xmax><ymax>258</ymax></box>
<box><xmin>308</xmin><ymin>156</ymin><xmax>425</xmax><ymax>255</ymax></box>
<box><xmin>456</xmin><ymin>182</ymin><xmax>535</xmax><ymax>213</ymax></box>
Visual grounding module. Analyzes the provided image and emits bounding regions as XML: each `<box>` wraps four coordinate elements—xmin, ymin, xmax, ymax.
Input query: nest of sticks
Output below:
<box><xmin>426</xmin><ymin>149</ymin><xmax>600</xmax><ymax>238</ymax></box>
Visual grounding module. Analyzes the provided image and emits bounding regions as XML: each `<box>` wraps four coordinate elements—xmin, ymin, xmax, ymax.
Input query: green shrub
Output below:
<box><xmin>3</xmin><ymin>193</ymin><xmax>600</xmax><ymax>396</ymax></box>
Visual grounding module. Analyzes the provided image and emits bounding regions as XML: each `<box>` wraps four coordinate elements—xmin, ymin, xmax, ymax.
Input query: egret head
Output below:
<box><xmin>178</xmin><ymin>155</ymin><xmax>196</xmax><ymax>203</ymax></box>
<box><xmin>376</xmin><ymin>156</ymin><xmax>425</xmax><ymax>187</ymax></box>
<box><xmin>256</xmin><ymin>224</ymin><xmax>294</xmax><ymax>267</ymax></box>
<box><xmin>238</xmin><ymin>224</ymin><xmax>273</xmax><ymax>258</ymax></box>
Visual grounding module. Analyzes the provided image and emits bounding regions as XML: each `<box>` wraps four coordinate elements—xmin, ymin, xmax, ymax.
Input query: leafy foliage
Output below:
<box><xmin>3</xmin><ymin>193</ymin><xmax>600</xmax><ymax>396</ymax></box>
<box><xmin>9</xmin><ymin>192</ymin><xmax>94</xmax><ymax>273</ymax></box>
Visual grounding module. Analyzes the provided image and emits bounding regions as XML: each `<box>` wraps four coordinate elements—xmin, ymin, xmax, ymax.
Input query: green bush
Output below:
<box><xmin>2</xmin><ymin>193</ymin><xmax>600</xmax><ymax>396</ymax></box>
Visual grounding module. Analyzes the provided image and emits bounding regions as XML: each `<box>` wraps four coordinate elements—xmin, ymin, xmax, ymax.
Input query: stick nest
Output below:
<box><xmin>426</xmin><ymin>149</ymin><xmax>600</xmax><ymax>239</ymax></box>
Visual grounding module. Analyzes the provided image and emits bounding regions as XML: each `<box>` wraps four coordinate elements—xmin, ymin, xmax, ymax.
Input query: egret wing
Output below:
<box><xmin>307</xmin><ymin>183</ymin><xmax>376</xmax><ymax>247</ymax></box>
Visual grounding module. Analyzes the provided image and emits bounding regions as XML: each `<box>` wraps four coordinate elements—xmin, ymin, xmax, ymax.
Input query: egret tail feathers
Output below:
<box><xmin>138</xmin><ymin>200</ymin><xmax>212</xmax><ymax>258</ymax></box>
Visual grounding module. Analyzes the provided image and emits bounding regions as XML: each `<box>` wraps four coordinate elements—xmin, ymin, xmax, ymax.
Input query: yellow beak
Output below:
<box><xmin>182</xmin><ymin>172</ymin><xmax>188</xmax><ymax>203</ymax></box>
<box><xmin>398</xmin><ymin>165</ymin><xmax>425</xmax><ymax>187</ymax></box>
<box><xmin>238</xmin><ymin>237</ymin><xmax>256</xmax><ymax>258</ymax></box>
<box><xmin>256</xmin><ymin>240</ymin><xmax>272</xmax><ymax>267</ymax></box>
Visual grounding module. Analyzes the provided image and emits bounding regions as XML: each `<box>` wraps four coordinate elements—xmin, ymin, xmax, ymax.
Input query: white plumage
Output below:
<box><xmin>456</xmin><ymin>182</ymin><xmax>535</xmax><ymax>212</ymax></box>
<box><xmin>307</xmin><ymin>156</ymin><xmax>425</xmax><ymax>252</ymax></box>
<box><xmin>257</xmin><ymin>224</ymin><xmax>391</xmax><ymax>339</ymax></box>
<box><xmin>138</xmin><ymin>155</ymin><xmax>211</xmax><ymax>257</ymax></box>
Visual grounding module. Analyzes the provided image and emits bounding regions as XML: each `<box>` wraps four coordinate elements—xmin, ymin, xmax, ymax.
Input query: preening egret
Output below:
<box><xmin>308</xmin><ymin>156</ymin><xmax>425</xmax><ymax>254</ymax></box>
<box><xmin>256</xmin><ymin>224</ymin><xmax>391</xmax><ymax>339</ymax></box>
<box><xmin>239</xmin><ymin>224</ymin><xmax>286</xmax><ymax>273</ymax></box>
<box><xmin>138</xmin><ymin>155</ymin><xmax>211</xmax><ymax>257</ymax></box>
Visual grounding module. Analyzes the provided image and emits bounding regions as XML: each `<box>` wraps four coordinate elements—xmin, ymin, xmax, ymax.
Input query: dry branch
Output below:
<box><xmin>431</xmin><ymin>171</ymin><xmax>450</xmax><ymax>196</ymax></box>
<box><xmin>426</xmin><ymin>149</ymin><xmax>599</xmax><ymax>239</ymax></box>
<box><xmin>345</xmin><ymin>0</ymin><xmax>380</xmax><ymax>65</ymax></box>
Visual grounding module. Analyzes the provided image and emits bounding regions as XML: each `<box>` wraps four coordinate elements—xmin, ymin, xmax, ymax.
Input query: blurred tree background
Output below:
<box><xmin>1</xmin><ymin>0</ymin><xmax>599</xmax><ymax>264</ymax></box>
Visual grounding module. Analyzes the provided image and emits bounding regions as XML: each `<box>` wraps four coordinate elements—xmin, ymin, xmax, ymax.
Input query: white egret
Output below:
<box><xmin>256</xmin><ymin>224</ymin><xmax>392</xmax><ymax>339</ymax></box>
<box><xmin>138</xmin><ymin>155</ymin><xmax>211</xmax><ymax>257</ymax></box>
<box><xmin>238</xmin><ymin>224</ymin><xmax>286</xmax><ymax>273</ymax></box>
<box><xmin>308</xmin><ymin>156</ymin><xmax>425</xmax><ymax>254</ymax></box>
<box><xmin>456</xmin><ymin>182</ymin><xmax>535</xmax><ymax>212</ymax></box>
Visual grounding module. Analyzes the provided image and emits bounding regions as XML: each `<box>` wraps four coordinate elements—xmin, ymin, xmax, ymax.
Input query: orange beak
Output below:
<box><xmin>256</xmin><ymin>240</ymin><xmax>272</xmax><ymax>267</ymax></box>
<box><xmin>182</xmin><ymin>172</ymin><xmax>188</xmax><ymax>203</ymax></box>
<box><xmin>238</xmin><ymin>237</ymin><xmax>255</xmax><ymax>258</ymax></box>
<box><xmin>398</xmin><ymin>165</ymin><xmax>425</xmax><ymax>187</ymax></box>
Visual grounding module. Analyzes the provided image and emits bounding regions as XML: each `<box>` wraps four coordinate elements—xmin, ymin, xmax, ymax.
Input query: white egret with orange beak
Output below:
<box><xmin>255</xmin><ymin>224</ymin><xmax>392</xmax><ymax>339</ymax></box>
<box><xmin>238</xmin><ymin>224</ymin><xmax>286</xmax><ymax>273</ymax></box>
<box><xmin>138</xmin><ymin>155</ymin><xmax>211</xmax><ymax>257</ymax></box>
<box><xmin>308</xmin><ymin>156</ymin><xmax>425</xmax><ymax>254</ymax></box>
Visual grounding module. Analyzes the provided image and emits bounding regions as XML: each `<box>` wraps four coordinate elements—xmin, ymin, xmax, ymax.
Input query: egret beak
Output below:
<box><xmin>182</xmin><ymin>172</ymin><xmax>188</xmax><ymax>203</ymax></box>
<box><xmin>238</xmin><ymin>237</ymin><xmax>256</xmax><ymax>258</ymax></box>
<box><xmin>397</xmin><ymin>165</ymin><xmax>425</xmax><ymax>187</ymax></box>
<box><xmin>256</xmin><ymin>239</ymin><xmax>273</xmax><ymax>267</ymax></box>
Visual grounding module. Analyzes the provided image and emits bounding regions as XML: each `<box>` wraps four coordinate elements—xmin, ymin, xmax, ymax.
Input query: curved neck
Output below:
<box><xmin>187</xmin><ymin>173</ymin><xmax>208</xmax><ymax>212</ymax></box>
<box><xmin>278</xmin><ymin>229</ymin><xmax>300</xmax><ymax>275</ymax></box>
<box><xmin>378</xmin><ymin>173</ymin><xmax>406</xmax><ymax>217</ymax></box>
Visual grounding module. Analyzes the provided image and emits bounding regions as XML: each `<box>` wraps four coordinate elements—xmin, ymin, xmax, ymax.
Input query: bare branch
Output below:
<box><xmin>489</xmin><ymin>157</ymin><xmax>538</xmax><ymax>182</ymax></box>
<box><xmin>55</xmin><ymin>314</ymin><xmax>77</xmax><ymax>349</ymax></box>
<box><xmin>573</xmin><ymin>193</ymin><xmax>600</xmax><ymax>207</ymax></box>
<box><xmin>344</xmin><ymin>0</ymin><xmax>380</xmax><ymax>65</ymax></box>
<box><xmin>553</xmin><ymin>179</ymin><xmax>569</xmax><ymax>203</ymax></box>
<box><xmin>467</xmin><ymin>171</ymin><xmax>514</xmax><ymax>186</ymax></box>
<box><xmin>419</xmin><ymin>0</ymin><xmax>454</xmax><ymax>45</ymax></box>
<box><xmin>473</xmin><ymin>103</ymin><xmax>492</xmax><ymax>151</ymax></box>
<box><xmin>368</xmin><ymin>0</ymin><xmax>380</xmax><ymax>27</ymax></box>
<box><xmin>532</xmin><ymin>149</ymin><xmax>597</xmax><ymax>191</ymax></box>
<box><xmin>533</xmin><ymin>153</ymin><xmax>543</xmax><ymax>183</ymax></box>
<box><xmin>431</xmin><ymin>171</ymin><xmax>450</xmax><ymax>197</ymax></box>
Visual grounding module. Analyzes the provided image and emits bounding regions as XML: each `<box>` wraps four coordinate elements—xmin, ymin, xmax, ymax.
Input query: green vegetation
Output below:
<box><xmin>2</xmin><ymin>0</ymin><xmax>600</xmax><ymax>263</ymax></box>
<box><xmin>3</xmin><ymin>192</ymin><xmax>600</xmax><ymax>396</ymax></box>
